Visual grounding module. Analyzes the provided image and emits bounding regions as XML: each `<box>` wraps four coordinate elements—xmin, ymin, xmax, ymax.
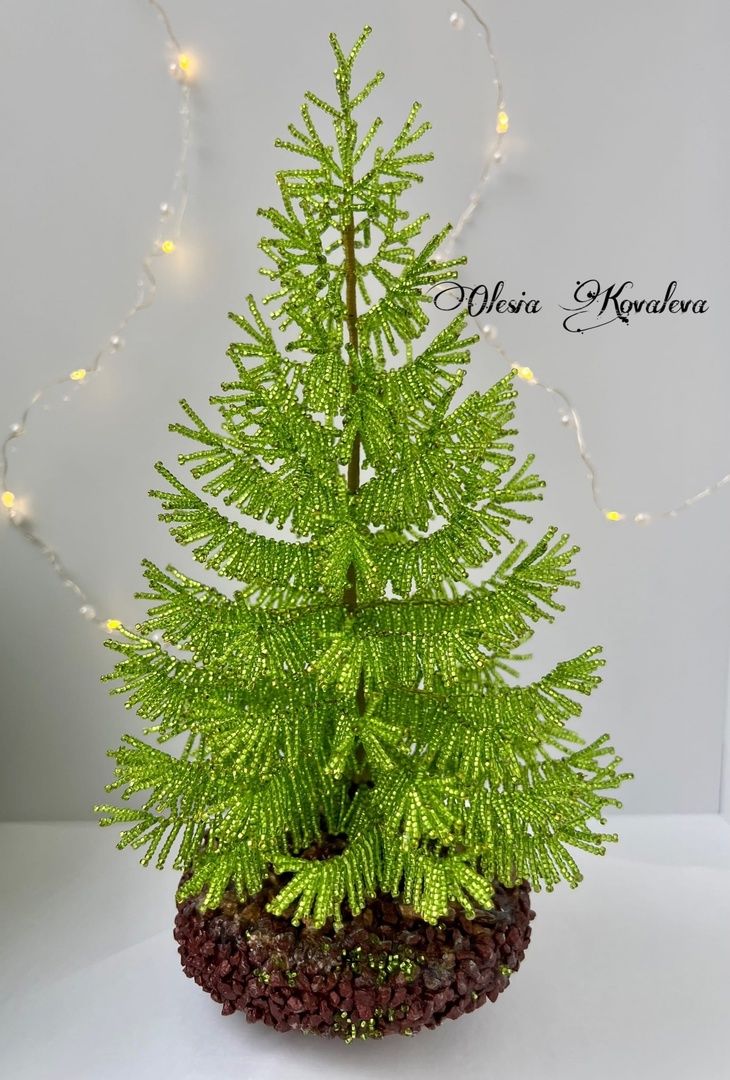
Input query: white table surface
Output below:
<box><xmin>1</xmin><ymin>815</ymin><xmax>729</xmax><ymax>1080</ymax></box>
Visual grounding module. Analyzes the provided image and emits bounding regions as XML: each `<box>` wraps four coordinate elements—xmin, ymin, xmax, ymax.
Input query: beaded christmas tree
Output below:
<box><xmin>97</xmin><ymin>27</ymin><xmax>631</xmax><ymax>1036</ymax></box>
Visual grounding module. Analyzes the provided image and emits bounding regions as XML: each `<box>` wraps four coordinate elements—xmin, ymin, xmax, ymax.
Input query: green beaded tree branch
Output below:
<box><xmin>97</xmin><ymin>27</ymin><xmax>632</xmax><ymax>928</ymax></box>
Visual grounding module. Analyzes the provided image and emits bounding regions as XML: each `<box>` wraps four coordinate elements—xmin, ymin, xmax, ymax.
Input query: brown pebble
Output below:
<box><xmin>354</xmin><ymin>989</ymin><xmax>375</xmax><ymax>1020</ymax></box>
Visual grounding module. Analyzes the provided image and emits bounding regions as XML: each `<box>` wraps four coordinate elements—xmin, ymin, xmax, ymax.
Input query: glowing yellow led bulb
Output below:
<box><xmin>106</xmin><ymin>618</ymin><xmax>122</xmax><ymax>632</ymax></box>
<box><xmin>604</xmin><ymin>510</ymin><xmax>624</xmax><ymax>522</ymax></box>
<box><xmin>70</xmin><ymin>368</ymin><xmax>87</xmax><ymax>381</ymax></box>
<box><xmin>160</xmin><ymin>239</ymin><xmax>176</xmax><ymax>254</ymax></box>
<box><xmin>170</xmin><ymin>52</ymin><xmax>196</xmax><ymax>80</ymax></box>
<box><xmin>496</xmin><ymin>110</ymin><xmax>510</xmax><ymax>134</ymax></box>
<box><xmin>1</xmin><ymin>490</ymin><xmax>15</xmax><ymax>509</ymax></box>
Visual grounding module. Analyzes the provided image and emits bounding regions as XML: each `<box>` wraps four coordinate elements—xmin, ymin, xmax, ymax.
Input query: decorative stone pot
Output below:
<box><xmin>174</xmin><ymin>869</ymin><xmax>535</xmax><ymax>1041</ymax></box>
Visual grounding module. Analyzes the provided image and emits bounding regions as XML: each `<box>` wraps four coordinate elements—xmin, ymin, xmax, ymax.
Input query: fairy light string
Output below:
<box><xmin>0</xmin><ymin>0</ymin><xmax>195</xmax><ymax>629</ymax></box>
<box><xmin>445</xmin><ymin>1</ymin><xmax>728</xmax><ymax>526</ymax></box>
<box><xmin>0</xmin><ymin>1</ymin><xmax>728</xmax><ymax>633</ymax></box>
<box><xmin>441</xmin><ymin>1</ymin><xmax>508</xmax><ymax>258</ymax></box>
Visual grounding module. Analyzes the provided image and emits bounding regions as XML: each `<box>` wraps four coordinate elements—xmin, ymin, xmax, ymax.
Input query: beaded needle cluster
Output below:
<box><xmin>97</xmin><ymin>27</ymin><xmax>632</xmax><ymax>928</ymax></box>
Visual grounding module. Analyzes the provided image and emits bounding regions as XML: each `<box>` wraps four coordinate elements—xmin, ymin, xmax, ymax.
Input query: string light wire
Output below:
<box><xmin>445</xmin><ymin>0</ymin><xmax>729</xmax><ymax>526</ymax></box>
<box><xmin>441</xmin><ymin>1</ymin><xmax>507</xmax><ymax>259</ymax></box>
<box><xmin>0</xmin><ymin>0</ymin><xmax>195</xmax><ymax>629</ymax></box>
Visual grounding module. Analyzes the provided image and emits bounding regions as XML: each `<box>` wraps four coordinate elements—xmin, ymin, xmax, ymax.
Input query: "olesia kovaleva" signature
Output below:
<box><xmin>427</xmin><ymin>279</ymin><xmax>708</xmax><ymax>334</ymax></box>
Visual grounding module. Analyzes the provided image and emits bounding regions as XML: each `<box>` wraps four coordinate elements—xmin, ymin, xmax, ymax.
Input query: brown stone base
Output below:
<box><xmin>174</xmin><ymin>874</ymin><xmax>535</xmax><ymax>1040</ymax></box>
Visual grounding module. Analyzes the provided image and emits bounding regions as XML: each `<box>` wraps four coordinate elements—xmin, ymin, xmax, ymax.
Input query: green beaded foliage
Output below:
<box><xmin>97</xmin><ymin>27</ymin><xmax>632</xmax><ymax>928</ymax></box>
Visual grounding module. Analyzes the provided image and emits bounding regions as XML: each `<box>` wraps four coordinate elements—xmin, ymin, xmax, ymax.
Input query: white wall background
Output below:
<box><xmin>1</xmin><ymin>0</ymin><xmax>728</xmax><ymax>819</ymax></box>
